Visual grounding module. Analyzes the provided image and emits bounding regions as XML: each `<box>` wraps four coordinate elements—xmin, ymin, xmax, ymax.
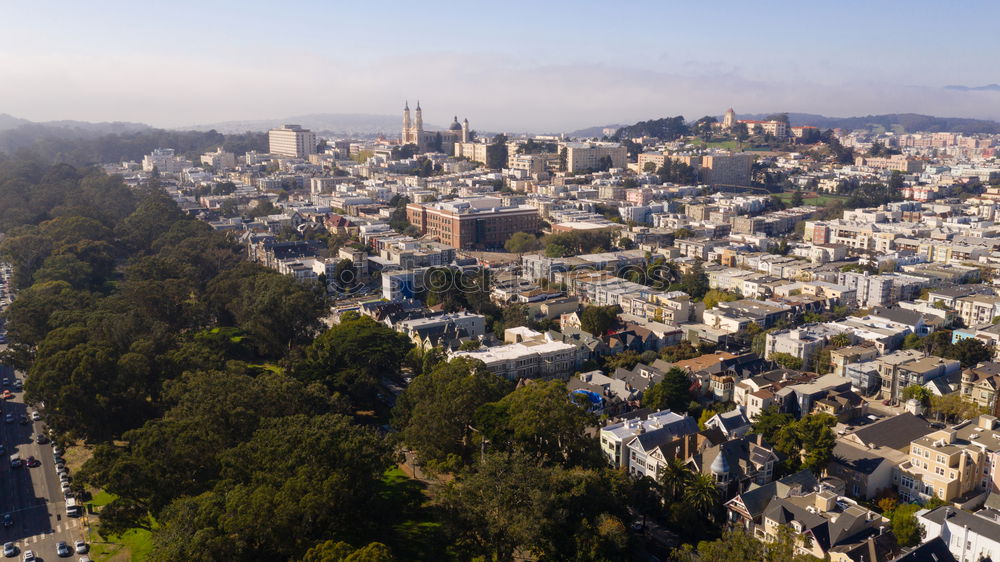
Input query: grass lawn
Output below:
<box><xmin>85</xmin><ymin>491</ymin><xmax>156</xmax><ymax>561</ymax></box>
<box><xmin>684</xmin><ymin>139</ymin><xmax>742</xmax><ymax>151</ymax></box>
<box><xmin>776</xmin><ymin>191</ymin><xmax>846</xmax><ymax>207</ymax></box>
<box><xmin>89</xmin><ymin>527</ymin><xmax>154</xmax><ymax>562</ymax></box>
<box><xmin>380</xmin><ymin>467</ymin><xmax>448</xmax><ymax>560</ymax></box>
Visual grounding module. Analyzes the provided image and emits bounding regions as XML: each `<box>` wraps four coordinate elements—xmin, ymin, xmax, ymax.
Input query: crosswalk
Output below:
<box><xmin>17</xmin><ymin>518</ymin><xmax>81</xmax><ymax>545</ymax></box>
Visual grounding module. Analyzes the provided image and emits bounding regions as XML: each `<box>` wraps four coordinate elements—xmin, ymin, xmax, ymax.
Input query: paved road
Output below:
<box><xmin>0</xmin><ymin>372</ymin><xmax>87</xmax><ymax>560</ymax></box>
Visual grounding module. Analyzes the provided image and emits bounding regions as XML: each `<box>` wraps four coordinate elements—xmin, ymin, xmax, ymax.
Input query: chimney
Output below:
<box><xmin>815</xmin><ymin>490</ymin><xmax>836</xmax><ymax>512</ymax></box>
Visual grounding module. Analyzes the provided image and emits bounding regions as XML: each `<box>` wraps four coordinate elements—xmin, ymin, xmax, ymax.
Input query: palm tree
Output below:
<box><xmin>683</xmin><ymin>473</ymin><xmax>721</xmax><ymax>521</ymax></box>
<box><xmin>657</xmin><ymin>458</ymin><xmax>691</xmax><ymax>503</ymax></box>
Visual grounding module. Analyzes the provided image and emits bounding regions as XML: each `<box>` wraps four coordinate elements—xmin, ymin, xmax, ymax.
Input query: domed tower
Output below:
<box><xmin>402</xmin><ymin>101</ymin><xmax>412</xmax><ymax>144</ymax></box>
<box><xmin>462</xmin><ymin>118</ymin><xmax>470</xmax><ymax>143</ymax></box>
<box><xmin>710</xmin><ymin>451</ymin><xmax>730</xmax><ymax>484</ymax></box>
<box><xmin>723</xmin><ymin>108</ymin><xmax>736</xmax><ymax>129</ymax></box>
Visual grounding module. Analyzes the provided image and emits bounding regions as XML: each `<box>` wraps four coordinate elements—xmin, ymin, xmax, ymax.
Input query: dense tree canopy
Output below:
<box><xmin>393</xmin><ymin>357</ymin><xmax>511</xmax><ymax>470</ymax></box>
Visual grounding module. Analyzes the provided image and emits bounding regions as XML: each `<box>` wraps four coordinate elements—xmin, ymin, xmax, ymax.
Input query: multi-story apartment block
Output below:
<box><xmin>854</xmin><ymin>154</ymin><xmax>924</xmax><ymax>173</ymax></box>
<box><xmin>599</xmin><ymin>409</ymin><xmax>698</xmax><ymax>470</ymax></box>
<box><xmin>406</xmin><ymin>197</ymin><xmax>540</xmax><ymax>250</ymax></box>
<box><xmin>393</xmin><ymin>312</ymin><xmax>487</xmax><ymax>350</ymax></box>
<box><xmin>765</xmin><ymin>324</ymin><xmax>853</xmax><ymax>371</ymax></box>
<box><xmin>268</xmin><ymin>124</ymin><xmax>317</xmax><ymax>158</ymax></box>
<box><xmin>899</xmin><ymin>428</ymin><xmax>986</xmax><ymax>503</ymax></box>
<box><xmin>956</xmin><ymin>294</ymin><xmax>1000</xmax><ymax>327</ymax></box>
<box><xmin>561</xmin><ymin>142</ymin><xmax>627</xmax><ymax>173</ymax></box>
<box><xmin>737</xmin><ymin>119</ymin><xmax>788</xmax><ymax>138</ymax></box>
<box><xmin>669</xmin><ymin>152</ymin><xmax>754</xmax><ymax>187</ymax></box>
<box><xmin>200</xmin><ymin>147</ymin><xmax>236</xmax><ymax>169</ymax></box>
<box><xmin>142</xmin><ymin>148</ymin><xmax>191</xmax><ymax>174</ymax></box>
<box><xmin>837</xmin><ymin>271</ymin><xmax>929</xmax><ymax>309</ymax></box>
<box><xmin>450</xmin><ymin>329</ymin><xmax>584</xmax><ymax>380</ymax></box>
<box><xmin>961</xmin><ymin>362</ymin><xmax>1000</xmax><ymax>416</ymax></box>
<box><xmin>871</xmin><ymin>350</ymin><xmax>960</xmax><ymax>402</ymax></box>
<box><xmin>920</xmin><ymin>506</ymin><xmax>1000</xmax><ymax>562</ymax></box>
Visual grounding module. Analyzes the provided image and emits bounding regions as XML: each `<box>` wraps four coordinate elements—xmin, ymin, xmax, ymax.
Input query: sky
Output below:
<box><xmin>2</xmin><ymin>0</ymin><xmax>999</xmax><ymax>132</ymax></box>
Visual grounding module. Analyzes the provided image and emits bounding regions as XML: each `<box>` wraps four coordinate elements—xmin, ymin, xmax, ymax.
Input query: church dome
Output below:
<box><xmin>449</xmin><ymin>116</ymin><xmax>462</xmax><ymax>131</ymax></box>
<box><xmin>710</xmin><ymin>451</ymin><xmax>730</xmax><ymax>475</ymax></box>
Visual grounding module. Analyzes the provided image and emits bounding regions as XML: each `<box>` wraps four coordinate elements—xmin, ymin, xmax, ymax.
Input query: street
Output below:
<box><xmin>0</xmin><ymin>366</ymin><xmax>86</xmax><ymax>560</ymax></box>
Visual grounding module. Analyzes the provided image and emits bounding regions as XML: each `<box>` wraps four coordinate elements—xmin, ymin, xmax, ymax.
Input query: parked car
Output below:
<box><xmin>2</xmin><ymin>541</ymin><xmax>16</xmax><ymax>557</ymax></box>
<box><xmin>3</xmin><ymin>415</ymin><xmax>12</xmax><ymax>424</ymax></box>
<box><xmin>22</xmin><ymin>549</ymin><xmax>33</xmax><ymax>561</ymax></box>
<box><xmin>26</xmin><ymin>457</ymin><xmax>39</xmax><ymax>468</ymax></box>
<box><xmin>34</xmin><ymin>434</ymin><xmax>47</xmax><ymax>444</ymax></box>
<box><xmin>56</xmin><ymin>541</ymin><xmax>71</xmax><ymax>557</ymax></box>
<box><xmin>18</xmin><ymin>415</ymin><xmax>28</xmax><ymax>425</ymax></box>
<box><xmin>1</xmin><ymin>391</ymin><xmax>12</xmax><ymax>400</ymax></box>
<box><xmin>74</xmin><ymin>541</ymin><xmax>87</xmax><ymax>555</ymax></box>
<box><xmin>2</xmin><ymin>514</ymin><xmax>11</xmax><ymax>527</ymax></box>
<box><xmin>9</xmin><ymin>457</ymin><xmax>21</xmax><ymax>469</ymax></box>
<box><xmin>30</xmin><ymin>412</ymin><xmax>39</xmax><ymax>422</ymax></box>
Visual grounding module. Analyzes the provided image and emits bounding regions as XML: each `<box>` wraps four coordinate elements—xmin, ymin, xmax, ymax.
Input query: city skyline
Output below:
<box><xmin>2</xmin><ymin>1</ymin><xmax>999</xmax><ymax>131</ymax></box>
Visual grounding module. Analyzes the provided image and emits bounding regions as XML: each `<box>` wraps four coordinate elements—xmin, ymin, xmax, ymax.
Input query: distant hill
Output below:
<box><xmin>945</xmin><ymin>84</ymin><xmax>1000</xmax><ymax>92</ymax></box>
<box><xmin>182</xmin><ymin>113</ymin><xmax>444</xmax><ymax>136</ymax></box>
<box><xmin>735</xmin><ymin>112</ymin><xmax>1000</xmax><ymax>134</ymax></box>
<box><xmin>0</xmin><ymin>114</ymin><xmax>266</xmax><ymax>166</ymax></box>
<box><xmin>0</xmin><ymin>113</ymin><xmax>151</xmax><ymax>134</ymax></box>
<box><xmin>566</xmin><ymin>124</ymin><xmax>626</xmax><ymax>138</ymax></box>
<box><xmin>610</xmin><ymin>116</ymin><xmax>689</xmax><ymax>141</ymax></box>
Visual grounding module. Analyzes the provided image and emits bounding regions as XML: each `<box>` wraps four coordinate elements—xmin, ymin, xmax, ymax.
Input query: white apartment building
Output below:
<box><xmin>765</xmin><ymin>324</ymin><xmax>851</xmax><ymax>370</ymax></box>
<box><xmin>920</xmin><ymin>507</ymin><xmax>1000</xmax><ymax>562</ymax></box>
<box><xmin>268</xmin><ymin>124</ymin><xmax>317</xmax><ymax>159</ymax></box>
<box><xmin>451</xmin><ymin>330</ymin><xmax>583</xmax><ymax>380</ymax></box>
<box><xmin>142</xmin><ymin>148</ymin><xmax>191</xmax><ymax>174</ymax></box>
<box><xmin>200</xmin><ymin>148</ymin><xmax>236</xmax><ymax>169</ymax></box>
<box><xmin>598</xmin><ymin>410</ymin><xmax>696</xmax><ymax>469</ymax></box>
<box><xmin>561</xmin><ymin>142</ymin><xmax>627</xmax><ymax>173</ymax></box>
<box><xmin>956</xmin><ymin>294</ymin><xmax>1000</xmax><ymax>327</ymax></box>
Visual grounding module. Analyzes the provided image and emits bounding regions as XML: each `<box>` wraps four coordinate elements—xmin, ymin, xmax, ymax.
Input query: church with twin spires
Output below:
<box><xmin>401</xmin><ymin>101</ymin><xmax>470</xmax><ymax>153</ymax></box>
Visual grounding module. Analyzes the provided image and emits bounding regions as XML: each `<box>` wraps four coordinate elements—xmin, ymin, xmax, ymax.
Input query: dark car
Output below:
<box><xmin>34</xmin><ymin>434</ymin><xmax>47</xmax><ymax>444</ymax></box>
<box><xmin>25</xmin><ymin>457</ymin><xmax>39</xmax><ymax>468</ymax></box>
<box><xmin>2</xmin><ymin>514</ymin><xmax>11</xmax><ymax>528</ymax></box>
<box><xmin>17</xmin><ymin>415</ymin><xmax>27</xmax><ymax>426</ymax></box>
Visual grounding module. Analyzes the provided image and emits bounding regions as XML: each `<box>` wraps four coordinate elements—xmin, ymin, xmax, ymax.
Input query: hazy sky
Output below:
<box><xmin>2</xmin><ymin>0</ymin><xmax>999</xmax><ymax>132</ymax></box>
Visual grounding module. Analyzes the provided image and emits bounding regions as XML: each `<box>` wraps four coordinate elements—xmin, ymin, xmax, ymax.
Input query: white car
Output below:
<box><xmin>30</xmin><ymin>412</ymin><xmax>39</xmax><ymax>422</ymax></box>
<box><xmin>22</xmin><ymin>550</ymin><xmax>33</xmax><ymax>562</ymax></box>
<box><xmin>74</xmin><ymin>541</ymin><xmax>87</xmax><ymax>554</ymax></box>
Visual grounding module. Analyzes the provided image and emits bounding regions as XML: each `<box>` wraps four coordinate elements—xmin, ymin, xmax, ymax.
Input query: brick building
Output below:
<box><xmin>406</xmin><ymin>197</ymin><xmax>540</xmax><ymax>250</ymax></box>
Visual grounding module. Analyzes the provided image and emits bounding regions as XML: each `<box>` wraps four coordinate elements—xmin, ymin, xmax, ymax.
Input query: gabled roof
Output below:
<box><xmin>710</xmin><ymin>408</ymin><xmax>751</xmax><ymax>434</ymax></box>
<box><xmin>848</xmin><ymin>413</ymin><xmax>934</xmax><ymax>451</ymax></box>
<box><xmin>921</xmin><ymin>506</ymin><xmax>1000</xmax><ymax>541</ymax></box>
<box><xmin>890</xmin><ymin>537</ymin><xmax>956</xmax><ymax>562</ymax></box>
<box><xmin>831</xmin><ymin>442</ymin><xmax>887</xmax><ymax>475</ymax></box>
